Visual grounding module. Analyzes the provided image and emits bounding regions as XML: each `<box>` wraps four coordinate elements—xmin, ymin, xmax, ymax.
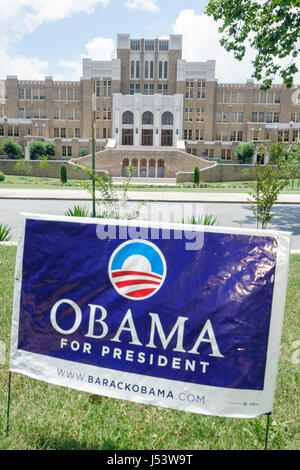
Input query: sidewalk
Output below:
<box><xmin>1</xmin><ymin>188</ymin><xmax>300</xmax><ymax>204</ymax></box>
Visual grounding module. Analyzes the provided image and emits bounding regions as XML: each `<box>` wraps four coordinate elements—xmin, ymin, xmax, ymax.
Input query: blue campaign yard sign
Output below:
<box><xmin>10</xmin><ymin>214</ymin><xmax>291</xmax><ymax>418</ymax></box>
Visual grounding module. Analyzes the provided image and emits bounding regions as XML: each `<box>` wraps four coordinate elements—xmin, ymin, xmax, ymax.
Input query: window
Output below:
<box><xmin>122</xmin><ymin>111</ymin><xmax>134</xmax><ymax>124</ymax></box>
<box><xmin>185</xmin><ymin>81</ymin><xmax>193</xmax><ymax>99</ymax></box>
<box><xmin>33</xmin><ymin>88</ymin><xmax>39</xmax><ymax>100</ymax></box>
<box><xmin>142</xmin><ymin>111</ymin><xmax>153</xmax><ymax>125</ymax></box>
<box><xmin>135</xmin><ymin>62</ymin><xmax>140</xmax><ymax>79</ymax></box>
<box><xmin>195</xmin><ymin>128</ymin><xmax>203</xmax><ymax>140</ymax></box>
<box><xmin>19</xmin><ymin>108</ymin><xmax>25</xmax><ymax>118</ymax></box>
<box><xmin>61</xmin><ymin>128</ymin><xmax>66</xmax><ymax>138</ymax></box>
<box><xmin>230</xmin><ymin>130</ymin><xmax>243</xmax><ymax>141</ymax></box>
<box><xmin>60</xmin><ymin>89</ymin><xmax>66</xmax><ymax>100</ymax></box>
<box><xmin>221</xmin><ymin>149</ymin><xmax>232</xmax><ymax>160</ymax></box>
<box><xmin>291</xmin><ymin>112</ymin><xmax>300</xmax><ymax>122</ymax></box>
<box><xmin>293</xmin><ymin>130</ymin><xmax>300</xmax><ymax>141</ymax></box>
<box><xmin>255</xmin><ymin>90</ymin><xmax>281</xmax><ymax>104</ymax></box>
<box><xmin>185</xmin><ymin>108</ymin><xmax>193</xmax><ymax>122</ymax></box>
<box><xmin>103</xmin><ymin>80</ymin><xmax>111</xmax><ymax>97</ymax></box>
<box><xmin>68</xmin><ymin>108</ymin><xmax>74</xmax><ymax>120</ymax></box>
<box><xmin>150</xmin><ymin>61</ymin><xmax>154</xmax><ymax>79</ymax></box>
<box><xmin>196</xmin><ymin>108</ymin><xmax>204</xmax><ymax>122</ymax></box>
<box><xmin>130</xmin><ymin>40</ymin><xmax>140</xmax><ymax>51</ymax></box>
<box><xmin>75</xmin><ymin>89</ymin><xmax>80</xmax><ymax>100</ymax></box>
<box><xmin>26</xmin><ymin>88</ymin><xmax>31</xmax><ymax>100</ymax></box>
<box><xmin>162</xmin><ymin>112</ymin><xmax>173</xmax><ymax>125</ymax></box>
<box><xmin>216</xmin><ymin>111</ymin><xmax>228</xmax><ymax>122</ymax></box>
<box><xmin>158</xmin><ymin>61</ymin><xmax>163</xmax><ymax>79</ymax></box>
<box><xmin>19</xmin><ymin>88</ymin><xmax>24</xmax><ymax>99</ymax></box>
<box><xmin>0</xmin><ymin>125</ymin><xmax>3</xmax><ymax>136</ymax></box>
<box><xmin>259</xmin><ymin>112</ymin><xmax>265</xmax><ymax>122</ymax></box>
<box><xmin>103</xmin><ymin>106</ymin><xmax>111</xmax><ymax>120</ymax></box>
<box><xmin>75</xmin><ymin>128</ymin><xmax>80</xmax><ymax>138</ymax></box>
<box><xmin>131</xmin><ymin>61</ymin><xmax>135</xmax><ymax>79</ymax></box>
<box><xmin>159</xmin><ymin>40</ymin><xmax>168</xmax><ymax>51</ymax></box>
<box><xmin>145</xmin><ymin>61</ymin><xmax>149</xmax><ymax>79</ymax></box>
<box><xmin>164</xmin><ymin>61</ymin><xmax>168</xmax><ymax>79</ymax></box>
<box><xmin>75</xmin><ymin>108</ymin><xmax>80</xmax><ymax>121</ymax></box>
<box><xmin>67</xmin><ymin>89</ymin><xmax>73</xmax><ymax>101</ymax></box>
<box><xmin>54</xmin><ymin>128</ymin><xmax>59</xmax><ymax>138</ymax></box>
<box><xmin>54</xmin><ymin>89</ymin><xmax>59</xmax><ymax>100</ymax></box>
<box><xmin>96</xmin><ymin>80</ymin><xmax>101</xmax><ymax>97</ymax></box>
<box><xmin>252</xmin><ymin>112</ymin><xmax>258</xmax><ymax>122</ymax></box>
<box><xmin>197</xmin><ymin>82</ymin><xmax>206</xmax><ymax>99</ymax></box>
<box><xmin>145</xmin><ymin>40</ymin><xmax>154</xmax><ymax>51</ymax></box>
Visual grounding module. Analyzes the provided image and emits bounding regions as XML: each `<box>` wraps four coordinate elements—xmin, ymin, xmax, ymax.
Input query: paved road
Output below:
<box><xmin>1</xmin><ymin>198</ymin><xmax>299</xmax><ymax>250</ymax></box>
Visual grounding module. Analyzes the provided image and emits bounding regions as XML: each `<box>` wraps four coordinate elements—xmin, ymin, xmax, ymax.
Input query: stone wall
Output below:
<box><xmin>0</xmin><ymin>159</ymin><xmax>91</xmax><ymax>180</ymax></box>
<box><xmin>176</xmin><ymin>163</ymin><xmax>256</xmax><ymax>183</ymax></box>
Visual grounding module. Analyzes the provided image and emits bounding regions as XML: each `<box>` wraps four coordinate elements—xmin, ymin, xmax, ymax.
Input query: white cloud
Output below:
<box><xmin>172</xmin><ymin>10</ymin><xmax>257</xmax><ymax>83</ymax></box>
<box><xmin>57</xmin><ymin>37</ymin><xmax>115</xmax><ymax>80</ymax></box>
<box><xmin>0</xmin><ymin>0</ymin><xmax>110</xmax><ymax>79</ymax></box>
<box><xmin>85</xmin><ymin>37</ymin><xmax>115</xmax><ymax>60</ymax></box>
<box><xmin>125</xmin><ymin>0</ymin><xmax>158</xmax><ymax>13</ymax></box>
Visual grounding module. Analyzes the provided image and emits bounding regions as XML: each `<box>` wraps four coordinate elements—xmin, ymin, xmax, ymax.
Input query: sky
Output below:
<box><xmin>0</xmin><ymin>0</ymin><xmax>299</xmax><ymax>84</ymax></box>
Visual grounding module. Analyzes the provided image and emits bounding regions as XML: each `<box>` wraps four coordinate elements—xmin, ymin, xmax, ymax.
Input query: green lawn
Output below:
<box><xmin>1</xmin><ymin>174</ymin><xmax>300</xmax><ymax>193</ymax></box>
<box><xmin>0</xmin><ymin>246</ymin><xmax>299</xmax><ymax>450</ymax></box>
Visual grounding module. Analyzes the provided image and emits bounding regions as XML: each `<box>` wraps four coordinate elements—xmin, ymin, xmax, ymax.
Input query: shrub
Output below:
<box><xmin>0</xmin><ymin>171</ymin><xmax>5</xmax><ymax>182</ymax></box>
<box><xmin>60</xmin><ymin>164</ymin><xmax>67</xmax><ymax>184</ymax></box>
<box><xmin>235</xmin><ymin>142</ymin><xmax>256</xmax><ymax>164</ymax></box>
<box><xmin>193</xmin><ymin>166</ymin><xmax>200</xmax><ymax>186</ymax></box>
<box><xmin>1</xmin><ymin>138</ymin><xmax>24</xmax><ymax>159</ymax></box>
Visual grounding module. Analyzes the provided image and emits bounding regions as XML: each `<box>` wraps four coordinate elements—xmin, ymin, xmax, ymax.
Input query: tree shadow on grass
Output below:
<box><xmin>28</xmin><ymin>432</ymin><xmax>119</xmax><ymax>451</ymax></box>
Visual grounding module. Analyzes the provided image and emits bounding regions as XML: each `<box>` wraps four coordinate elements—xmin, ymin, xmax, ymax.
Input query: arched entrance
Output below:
<box><xmin>122</xmin><ymin>158</ymin><xmax>130</xmax><ymax>176</ymax></box>
<box><xmin>140</xmin><ymin>159</ymin><xmax>147</xmax><ymax>177</ymax></box>
<box><xmin>157</xmin><ymin>159</ymin><xmax>165</xmax><ymax>177</ymax></box>
<box><xmin>149</xmin><ymin>159</ymin><xmax>156</xmax><ymax>177</ymax></box>
<box><xmin>131</xmin><ymin>158</ymin><xmax>138</xmax><ymax>176</ymax></box>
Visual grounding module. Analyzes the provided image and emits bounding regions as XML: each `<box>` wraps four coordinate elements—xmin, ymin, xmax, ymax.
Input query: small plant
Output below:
<box><xmin>0</xmin><ymin>223</ymin><xmax>12</xmax><ymax>241</ymax></box>
<box><xmin>60</xmin><ymin>164</ymin><xmax>67</xmax><ymax>184</ymax></box>
<box><xmin>0</xmin><ymin>171</ymin><xmax>5</xmax><ymax>182</ymax></box>
<box><xmin>65</xmin><ymin>205</ymin><xmax>90</xmax><ymax>217</ymax></box>
<box><xmin>193</xmin><ymin>166</ymin><xmax>200</xmax><ymax>186</ymax></box>
<box><xmin>182</xmin><ymin>214</ymin><xmax>218</xmax><ymax>226</ymax></box>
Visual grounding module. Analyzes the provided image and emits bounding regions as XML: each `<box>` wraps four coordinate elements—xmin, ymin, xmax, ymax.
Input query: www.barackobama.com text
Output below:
<box><xmin>57</xmin><ymin>367</ymin><xmax>205</xmax><ymax>405</ymax></box>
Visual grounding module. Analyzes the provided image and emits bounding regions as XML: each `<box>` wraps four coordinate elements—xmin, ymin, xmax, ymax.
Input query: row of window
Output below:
<box><xmin>18</xmin><ymin>87</ymin><xmax>81</xmax><ymax>101</ymax></box>
<box><xmin>130</xmin><ymin>60</ymin><xmax>168</xmax><ymax>80</ymax></box>
<box><xmin>185</xmin><ymin>108</ymin><xmax>205</xmax><ymax>122</ymax></box>
<box><xmin>185</xmin><ymin>82</ymin><xmax>206</xmax><ymax>99</ymax></box>
<box><xmin>130</xmin><ymin>39</ymin><xmax>168</xmax><ymax>52</ymax></box>
<box><xmin>216</xmin><ymin>111</ymin><xmax>280</xmax><ymax>123</ymax></box>
<box><xmin>18</xmin><ymin>107</ymin><xmax>81</xmax><ymax>121</ymax></box>
<box><xmin>217</xmin><ymin>89</ymin><xmax>281</xmax><ymax>104</ymax></box>
<box><xmin>122</xmin><ymin>111</ymin><xmax>173</xmax><ymax>125</ymax></box>
<box><xmin>129</xmin><ymin>83</ymin><xmax>168</xmax><ymax>95</ymax></box>
<box><xmin>54</xmin><ymin>127</ymin><xmax>81</xmax><ymax>138</ymax></box>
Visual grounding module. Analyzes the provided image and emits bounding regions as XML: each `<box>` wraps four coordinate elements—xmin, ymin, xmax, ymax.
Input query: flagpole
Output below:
<box><xmin>91</xmin><ymin>78</ymin><xmax>96</xmax><ymax>218</ymax></box>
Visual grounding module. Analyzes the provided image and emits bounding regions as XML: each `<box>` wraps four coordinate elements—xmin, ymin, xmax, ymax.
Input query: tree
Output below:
<box><xmin>29</xmin><ymin>141</ymin><xmax>56</xmax><ymax>160</ymax></box>
<box><xmin>206</xmin><ymin>0</ymin><xmax>300</xmax><ymax>89</ymax></box>
<box><xmin>193</xmin><ymin>166</ymin><xmax>200</xmax><ymax>186</ymax></box>
<box><xmin>234</xmin><ymin>142</ymin><xmax>256</xmax><ymax>164</ymax></box>
<box><xmin>1</xmin><ymin>138</ymin><xmax>24</xmax><ymax>159</ymax></box>
<box><xmin>60</xmin><ymin>164</ymin><xmax>67</xmax><ymax>184</ymax></box>
<box><xmin>248</xmin><ymin>157</ymin><xmax>291</xmax><ymax>228</ymax></box>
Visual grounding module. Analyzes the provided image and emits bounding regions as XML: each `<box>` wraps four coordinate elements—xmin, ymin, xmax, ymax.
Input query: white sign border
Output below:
<box><xmin>9</xmin><ymin>213</ymin><xmax>292</xmax><ymax>418</ymax></box>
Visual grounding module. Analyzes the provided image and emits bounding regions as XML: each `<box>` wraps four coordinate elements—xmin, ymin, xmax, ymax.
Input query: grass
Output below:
<box><xmin>1</xmin><ymin>174</ymin><xmax>300</xmax><ymax>193</ymax></box>
<box><xmin>0</xmin><ymin>245</ymin><xmax>299</xmax><ymax>450</ymax></box>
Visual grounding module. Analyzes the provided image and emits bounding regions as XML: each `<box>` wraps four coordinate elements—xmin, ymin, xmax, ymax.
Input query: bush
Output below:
<box><xmin>60</xmin><ymin>164</ymin><xmax>67</xmax><ymax>184</ymax></box>
<box><xmin>235</xmin><ymin>142</ymin><xmax>256</xmax><ymax>164</ymax></box>
<box><xmin>30</xmin><ymin>141</ymin><xmax>56</xmax><ymax>160</ymax></box>
<box><xmin>1</xmin><ymin>138</ymin><xmax>24</xmax><ymax>159</ymax></box>
<box><xmin>0</xmin><ymin>171</ymin><xmax>5</xmax><ymax>182</ymax></box>
<box><xmin>65</xmin><ymin>205</ymin><xmax>89</xmax><ymax>217</ymax></box>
